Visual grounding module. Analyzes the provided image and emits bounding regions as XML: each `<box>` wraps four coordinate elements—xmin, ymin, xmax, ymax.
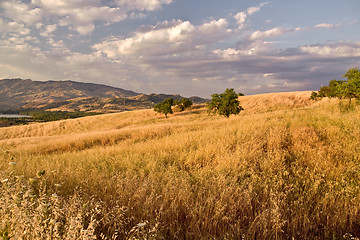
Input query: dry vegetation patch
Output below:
<box><xmin>238</xmin><ymin>91</ymin><xmax>313</xmax><ymax>113</ymax></box>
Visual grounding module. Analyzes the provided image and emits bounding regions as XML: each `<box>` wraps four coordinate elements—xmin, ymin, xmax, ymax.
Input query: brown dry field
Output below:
<box><xmin>1</xmin><ymin>91</ymin><xmax>360</xmax><ymax>239</ymax></box>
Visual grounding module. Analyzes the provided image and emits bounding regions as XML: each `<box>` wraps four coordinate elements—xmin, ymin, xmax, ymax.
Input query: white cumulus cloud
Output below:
<box><xmin>300</xmin><ymin>42</ymin><xmax>360</xmax><ymax>57</ymax></box>
<box><xmin>250</xmin><ymin>27</ymin><xmax>295</xmax><ymax>40</ymax></box>
<box><xmin>115</xmin><ymin>0</ymin><xmax>173</xmax><ymax>11</ymax></box>
<box><xmin>247</xmin><ymin>2</ymin><xmax>269</xmax><ymax>15</ymax></box>
<box><xmin>94</xmin><ymin>18</ymin><xmax>230</xmax><ymax>58</ymax></box>
<box><xmin>234</xmin><ymin>12</ymin><xmax>247</xmax><ymax>26</ymax></box>
<box><xmin>234</xmin><ymin>2</ymin><xmax>268</xmax><ymax>29</ymax></box>
<box><xmin>31</xmin><ymin>0</ymin><xmax>128</xmax><ymax>34</ymax></box>
<box><xmin>1</xmin><ymin>0</ymin><xmax>43</xmax><ymax>25</ymax></box>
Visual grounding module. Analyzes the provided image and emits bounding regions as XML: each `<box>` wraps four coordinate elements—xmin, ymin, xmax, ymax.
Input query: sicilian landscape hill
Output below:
<box><xmin>1</xmin><ymin>90</ymin><xmax>360</xmax><ymax>239</ymax></box>
<box><xmin>0</xmin><ymin>78</ymin><xmax>206</xmax><ymax>112</ymax></box>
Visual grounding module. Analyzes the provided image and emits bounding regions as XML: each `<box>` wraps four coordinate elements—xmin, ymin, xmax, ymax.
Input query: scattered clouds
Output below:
<box><xmin>0</xmin><ymin>1</ymin><xmax>359</xmax><ymax>97</ymax></box>
<box><xmin>1</xmin><ymin>0</ymin><xmax>174</xmax><ymax>36</ymax></box>
<box><xmin>32</xmin><ymin>0</ymin><xmax>128</xmax><ymax>35</ymax></box>
<box><xmin>39</xmin><ymin>24</ymin><xmax>57</xmax><ymax>37</ymax></box>
<box><xmin>0</xmin><ymin>19</ymin><xmax>30</xmax><ymax>35</ymax></box>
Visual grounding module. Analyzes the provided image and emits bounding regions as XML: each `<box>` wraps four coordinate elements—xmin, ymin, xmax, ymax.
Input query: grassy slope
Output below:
<box><xmin>1</xmin><ymin>91</ymin><xmax>360</xmax><ymax>239</ymax></box>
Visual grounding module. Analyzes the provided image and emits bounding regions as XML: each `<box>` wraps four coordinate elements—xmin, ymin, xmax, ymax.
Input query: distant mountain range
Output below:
<box><xmin>0</xmin><ymin>78</ymin><xmax>206</xmax><ymax>112</ymax></box>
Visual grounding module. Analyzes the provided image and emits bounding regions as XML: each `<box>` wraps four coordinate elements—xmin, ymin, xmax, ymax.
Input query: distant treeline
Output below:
<box><xmin>21</xmin><ymin>110</ymin><xmax>100</xmax><ymax>122</ymax></box>
<box><xmin>0</xmin><ymin>110</ymin><xmax>100</xmax><ymax>127</ymax></box>
<box><xmin>0</xmin><ymin>118</ymin><xmax>31</xmax><ymax>127</ymax></box>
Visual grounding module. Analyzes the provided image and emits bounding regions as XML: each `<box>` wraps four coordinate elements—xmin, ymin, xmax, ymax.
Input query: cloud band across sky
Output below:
<box><xmin>0</xmin><ymin>0</ymin><xmax>359</xmax><ymax>97</ymax></box>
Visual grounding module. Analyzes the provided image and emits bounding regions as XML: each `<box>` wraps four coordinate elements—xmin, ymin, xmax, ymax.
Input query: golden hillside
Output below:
<box><xmin>0</xmin><ymin>91</ymin><xmax>313</xmax><ymax>139</ymax></box>
<box><xmin>1</xmin><ymin>91</ymin><xmax>359</xmax><ymax>239</ymax></box>
<box><xmin>238</xmin><ymin>91</ymin><xmax>313</xmax><ymax>113</ymax></box>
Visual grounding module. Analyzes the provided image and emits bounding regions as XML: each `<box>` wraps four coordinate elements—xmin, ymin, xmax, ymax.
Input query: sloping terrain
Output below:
<box><xmin>0</xmin><ymin>78</ymin><xmax>206</xmax><ymax>112</ymax></box>
<box><xmin>1</xmin><ymin>91</ymin><xmax>360</xmax><ymax>239</ymax></box>
<box><xmin>0</xmin><ymin>78</ymin><xmax>138</xmax><ymax>110</ymax></box>
<box><xmin>238</xmin><ymin>91</ymin><xmax>313</xmax><ymax>113</ymax></box>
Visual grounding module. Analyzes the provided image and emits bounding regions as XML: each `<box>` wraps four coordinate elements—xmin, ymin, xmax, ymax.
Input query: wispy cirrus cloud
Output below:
<box><xmin>314</xmin><ymin>23</ymin><xmax>341</xmax><ymax>29</ymax></box>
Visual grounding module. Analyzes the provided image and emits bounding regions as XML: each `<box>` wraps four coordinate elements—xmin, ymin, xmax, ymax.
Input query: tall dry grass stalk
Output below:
<box><xmin>1</xmin><ymin>92</ymin><xmax>360</xmax><ymax>239</ymax></box>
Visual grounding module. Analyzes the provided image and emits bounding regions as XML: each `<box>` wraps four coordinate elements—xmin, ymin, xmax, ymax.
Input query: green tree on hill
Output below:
<box><xmin>174</xmin><ymin>98</ymin><xmax>193</xmax><ymax>111</ymax></box>
<box><xmin>342</xmin><ymin>67</ymin><xmax>360</xmax><ymax>102</ymax></box>
<box><xmin>154</xmin><ymin>98</ymin><xmax>174</xmax><ymax>118</ymax></box>
<box><xmin>207</xmin><ymin>88</ymin><xmax>244</xmax><ymax>117</ymax></box>
<box><xmin>311</xmin><ymin>68</ymin><xmax>360</xmax><ymax>105</ymax></box>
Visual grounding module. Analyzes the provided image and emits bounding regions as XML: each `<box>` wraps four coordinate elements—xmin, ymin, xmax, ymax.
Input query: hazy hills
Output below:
<box><xmin>0</xmin><ymin>78</ymin><xmax>206</xmax><ymax>112</ymax></box>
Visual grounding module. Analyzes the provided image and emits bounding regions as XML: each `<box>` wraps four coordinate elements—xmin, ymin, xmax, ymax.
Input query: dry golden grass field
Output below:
<box><xmin>1</xmin><ymin>91</ymin><xmax>360</xmax><ymax>239</ymax></box>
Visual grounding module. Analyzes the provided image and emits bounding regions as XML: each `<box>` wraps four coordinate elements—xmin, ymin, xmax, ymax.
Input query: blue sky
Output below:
<box><xmin>0</xmin><ymin>0</ymin><xmax>359</xmax><ymax>97</ymax></box>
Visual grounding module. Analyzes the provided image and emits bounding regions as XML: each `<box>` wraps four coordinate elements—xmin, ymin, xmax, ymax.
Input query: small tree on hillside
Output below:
<box><xmin>311</xmin><ymin>80</ymin><xmax>344</xmax><ymax>100</ymax></box>
<box><xmin>310</xmin><ymin>68</ymin><xmax>360</xmax><ymax>105</ymax></box>
<box><xmin>342</xmin><ymin>67</ymin><xmax>360</xmax><ymax>103</ymax></box>
<box><xmin>154</xmin><ymin>98</ymin><xmax>174</xmax><ymax>118</ymax></box>
<box><xmin>174</xmin><ymin>98</ymin><xmax>193</xmax><ymax>111</ymax></box>
<box><xmin>207</xmin><ymin>88</ymin><xmax>244</xmax><ymax>117</ymax></box>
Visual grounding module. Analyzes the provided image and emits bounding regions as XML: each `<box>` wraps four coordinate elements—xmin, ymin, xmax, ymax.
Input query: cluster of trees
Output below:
<box><xmin>154</xmin><ymin>98</ymin><xmax>193</xmax><ymax>118</ymax></box>
<box><xmin>175</xmin><ymin>98</ymin><xmax>193</xmax><ymax>111</ymax></box>
<box><xmin>311</xmin><ymin>68</ymin><xmax>360</xmax><ymax>105</ymax></box>
<box><xmin>154</xmin><ymin>89</ymin><xmax>244</xmax><ymax>118</ymax></box>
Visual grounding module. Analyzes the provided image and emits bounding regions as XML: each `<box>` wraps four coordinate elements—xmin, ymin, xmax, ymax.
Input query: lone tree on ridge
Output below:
<box><xmin>207</xmin><ymin>88</ymin><xmax>244</xmax><ymax>117</ymax></box>
<box><xmin>174</xmin><ymin>98</ymin><xmax>193</xmax><ymax>111</ymax></box>
<box><xmin>154</xmin><ymin>98</ymin><xmax>174</xmax><ymax>118</ymax></box>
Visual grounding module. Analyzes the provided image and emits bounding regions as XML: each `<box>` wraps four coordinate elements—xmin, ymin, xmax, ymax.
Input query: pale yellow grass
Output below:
<box><xmin>238</xmin><ymin>91</ymin><xmax>314</xmax><ymax>113</ymax></box>
<box><xmin>1</xmin><ymin>91</ymin><xmax>360</xmax><ymax>239</ymax></box>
